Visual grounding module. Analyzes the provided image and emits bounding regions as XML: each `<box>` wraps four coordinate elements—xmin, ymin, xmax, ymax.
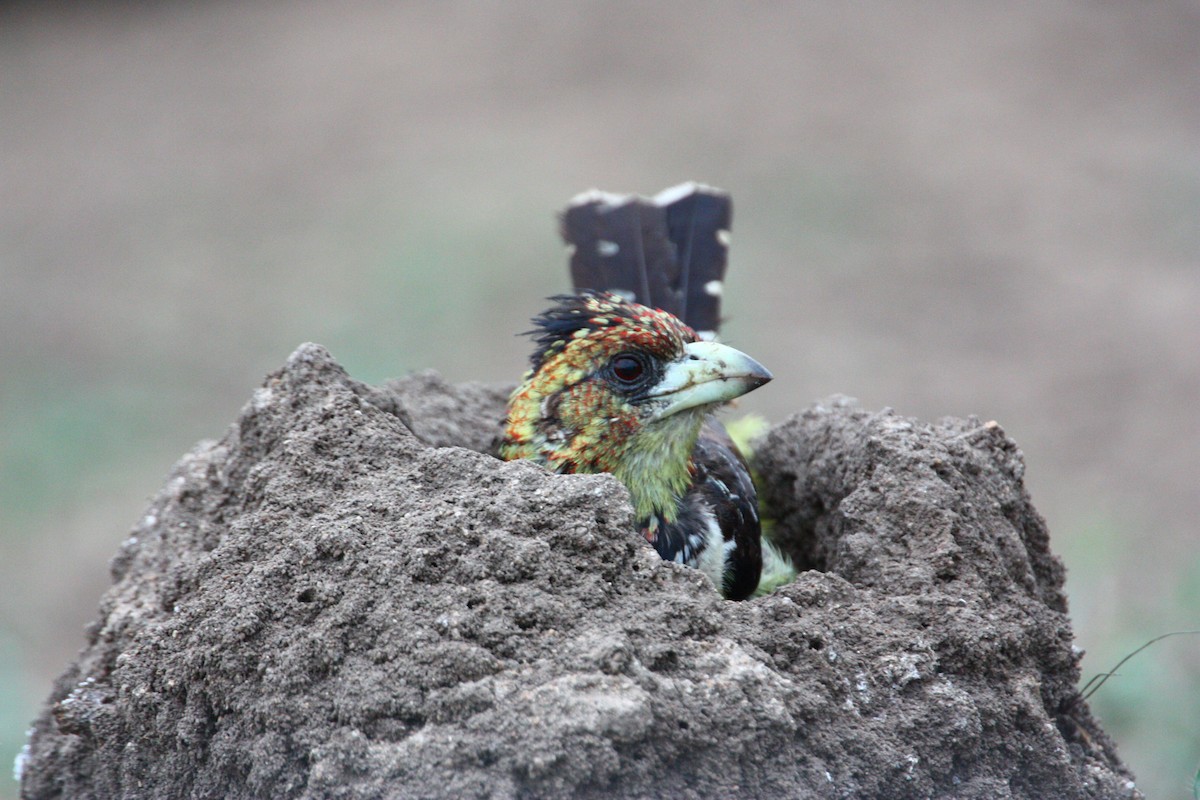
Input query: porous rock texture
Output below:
<box><xmin>20</xmin><ymin>344</ymin><xmax>1137</xmax><ymax>799</ymax></box>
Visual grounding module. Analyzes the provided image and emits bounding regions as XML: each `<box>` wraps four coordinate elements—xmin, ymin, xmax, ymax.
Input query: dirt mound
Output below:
<box><xmin>18</xmin><ymin>344</ymin><xmax>1137</xmax><ymax>799</ymax></box>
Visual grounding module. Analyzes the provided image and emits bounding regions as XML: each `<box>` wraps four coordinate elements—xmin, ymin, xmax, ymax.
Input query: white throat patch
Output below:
<box><xmin>694</xmin><ymin>506</ymin><xmax>732</xmax><ymax>592</ymax></box>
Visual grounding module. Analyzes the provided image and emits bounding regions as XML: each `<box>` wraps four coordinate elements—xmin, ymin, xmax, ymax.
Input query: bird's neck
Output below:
<box><xmin>610</xmin><ymin>410</ymin><xmax>705</xmax><ymax>524</ymax></box>
<box><xmin>502</xmin><ymin>380</ymin><xmax>706</xmax><ymax>523</ymax></box>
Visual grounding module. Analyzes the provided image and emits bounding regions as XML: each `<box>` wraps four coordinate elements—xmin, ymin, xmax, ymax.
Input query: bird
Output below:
<box><xmin>499</xmin><ymin>183</ymin><xmax>772</xmax><ymax>600</ymax></box>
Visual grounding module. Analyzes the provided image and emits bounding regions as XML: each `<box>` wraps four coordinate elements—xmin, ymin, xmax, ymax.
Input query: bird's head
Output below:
<box><xmin>501</xmin><ymin>291</ymin><xmax>771</xmax><ymax>518</ymax></box>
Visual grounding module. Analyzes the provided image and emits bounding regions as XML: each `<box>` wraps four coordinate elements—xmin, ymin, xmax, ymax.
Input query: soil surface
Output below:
<box><xmin>19</xmin><ymin>344</ymin><xmax>1136</xmax><ymax>799</ymax></box>
<box><xmin>4</xmin><ymin>4</ymin><xmax>1198</xmax><ymax>796</ymax></box>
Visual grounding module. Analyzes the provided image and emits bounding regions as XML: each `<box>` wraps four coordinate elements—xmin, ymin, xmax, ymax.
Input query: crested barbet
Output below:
<box><xmin>500</xmin><ymin>184</ymin><xmax>772</xmax><ymax>600</ymax></box>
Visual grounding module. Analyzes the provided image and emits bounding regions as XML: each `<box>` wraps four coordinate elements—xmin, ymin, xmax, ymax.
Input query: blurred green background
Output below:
<box><xmin>2</xmin><ymin>2</ymin><xmax>1198</xmax><ymax>797</ymax></box>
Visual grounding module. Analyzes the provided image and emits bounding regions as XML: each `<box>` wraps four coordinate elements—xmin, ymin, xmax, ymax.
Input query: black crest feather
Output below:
<box><xmin>524</xmin><ymin>291</ymin><xmax>628</xmax><ymax>369</ymax></box>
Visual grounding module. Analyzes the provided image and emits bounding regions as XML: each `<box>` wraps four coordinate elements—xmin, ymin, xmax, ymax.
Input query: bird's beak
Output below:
<box><xmin>648</xmin><ymin>340</ymin><xmax>773</xmax><ymax>419</ymax></box>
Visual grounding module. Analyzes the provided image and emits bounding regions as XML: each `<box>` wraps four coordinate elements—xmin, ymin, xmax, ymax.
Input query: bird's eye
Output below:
<box><xmin>610</xmin><ymin>354</ymin><xmax>645</xmax><ymax>383</ymax></box>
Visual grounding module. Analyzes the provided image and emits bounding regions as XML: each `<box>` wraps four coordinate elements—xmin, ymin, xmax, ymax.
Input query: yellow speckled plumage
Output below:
<box><xmin>500</xmin><ymin>292</ymin><xmax>702</xmax><ymax>521</ymax></box>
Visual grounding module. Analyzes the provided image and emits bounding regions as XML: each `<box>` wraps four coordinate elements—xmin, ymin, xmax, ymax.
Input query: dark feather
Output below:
<box><xmin>689</xmin><ymin>421</ymin><xmax>762</xmax><ymax>600</ymax></box>
<box><xmin>642</xmin><ymin>419</ymin><xmax>763</xmax><ymax>601</ymax></box>
<box><xmin>561</xmin><ymin>193</ymin><xmax>669</xmax><ymax>313</ymax></box>
<box><xmin>657</xmin><ymin>184</ymin><xmax>732</xmax><ymax>339</ymax></box>
<box><xmin>523</xmin><ymin>293</ymin><xmax>596</xmax><ymax>369</ymax></box>
<box><xmin>561</xmin><ymin>183</ymin><xmax>731</xmax><ymax>337</ymax></box>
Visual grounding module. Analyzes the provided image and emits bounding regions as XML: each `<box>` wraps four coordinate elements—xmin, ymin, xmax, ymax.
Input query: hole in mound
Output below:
<box><xmin>754</xmin><ymin>466</ymin><xmax>834</xmax><ymax>578</ymax></box>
